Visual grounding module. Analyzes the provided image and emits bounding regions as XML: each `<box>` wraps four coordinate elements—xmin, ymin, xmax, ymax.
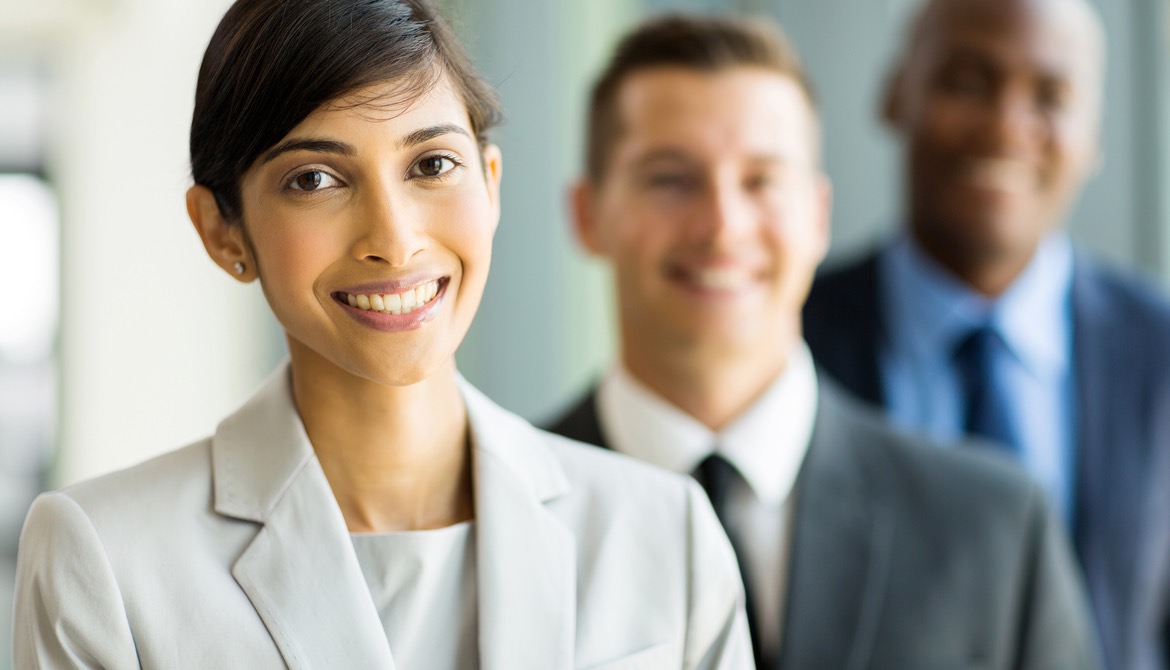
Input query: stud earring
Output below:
<box><xmin>233</xmin><ymin>262</ymin><xmax>246</xmax><ymax>275</ymax></box>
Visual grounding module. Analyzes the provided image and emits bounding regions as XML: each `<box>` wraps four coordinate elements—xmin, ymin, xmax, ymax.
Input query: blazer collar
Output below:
<box><xmin>212</xmin><ymin>364</ymin><xmax>570</xmax><ymax>520</ymax></box>
<box><xmin>212</xmin><ymin>362</ymin><xmax>576</xmax><ymax>670</ymax></box>
<box><xmin>462</xmin><ymin>379</ymin><xmax>577</xmax><ymax>668</ymax></box>
<box><xmin>212</xmin><ymin>364</ymin><xmax>312</xmax><ymax>523</ymax></box>
<box><xmin>461</xmin><ymin>376</ymin><xmax>571</xmax><ymax>504</ymax></box>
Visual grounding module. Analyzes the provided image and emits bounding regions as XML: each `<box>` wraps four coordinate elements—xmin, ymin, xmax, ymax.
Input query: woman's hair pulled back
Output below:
<box><xmin>190</xmin><ymin>0</ymin><xmax>501</xmax><ymax>222</ymax></box>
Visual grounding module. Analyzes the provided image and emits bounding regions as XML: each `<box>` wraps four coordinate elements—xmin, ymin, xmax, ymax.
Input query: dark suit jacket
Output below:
<box><xmin>803</xmin><ymin>249</ymin><xmax>1170</xmax><ymax>670</ymax></box>
<box><xmin>547</xmin><ymin>379</ymin><xmax>1100</xmax><ymax>670</ymax></box>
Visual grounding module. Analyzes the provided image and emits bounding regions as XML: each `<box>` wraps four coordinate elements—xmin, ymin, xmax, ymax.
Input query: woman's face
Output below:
<box><xmin>234</xmin><ymin>77</ymin><xmax>501</xmax><ymax>387</ymax></box>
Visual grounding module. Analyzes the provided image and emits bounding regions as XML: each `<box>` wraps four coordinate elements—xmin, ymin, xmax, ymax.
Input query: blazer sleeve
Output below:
<box><xmin>13</xmin><ymin>492</ymin><xmax>140</xmax><ymax>670</ymax></box>
<box><xmin>682</xmin><ymin>479</ymin><xmax>755</xmax><ymax>670</ymax></box>
<box><xmin>1015</xmin><ymin>484</ymin><xmax>1104</xmax><ymax>670</ymax></box>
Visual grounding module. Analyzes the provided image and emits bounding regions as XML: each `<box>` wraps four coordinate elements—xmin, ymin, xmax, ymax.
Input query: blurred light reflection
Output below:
<box><xmin>0</xmin><ymin>174</ymin><xmax>58</xmax><ymax>364</ymax></box>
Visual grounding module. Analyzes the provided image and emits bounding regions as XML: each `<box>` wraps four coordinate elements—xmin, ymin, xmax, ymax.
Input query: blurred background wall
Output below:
<box><xmin>0</xmin><ymin>0</ymin><xmax>1167</xmax><ymax>664</ymax></box>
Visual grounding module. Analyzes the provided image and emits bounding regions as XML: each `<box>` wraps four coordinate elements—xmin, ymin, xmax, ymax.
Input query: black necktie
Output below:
<box><xmin>693</xmin><ymin>453</ymin><xmax>766</xmax><ymax>666</ymax></box>
<box><xmin>953</xmin><ymin>324</ymin><xmax>1020</xmax><ymax>453</ymax></box>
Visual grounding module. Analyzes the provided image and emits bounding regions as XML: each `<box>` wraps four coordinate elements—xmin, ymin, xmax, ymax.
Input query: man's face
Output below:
<box><xmin>575</xmin><ymin>66</ymin><xmax>830</xmax><ymax>362</ymax></box>
<box><xmin>886</xmin><ymin>0</ymin><xmax>1102</xmax><ymax>266</ymax></box>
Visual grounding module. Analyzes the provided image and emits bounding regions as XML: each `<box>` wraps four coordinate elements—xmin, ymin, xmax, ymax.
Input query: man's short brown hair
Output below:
<box><xmin>585</xmin><ymin>13</ymin><xmax>817</xmax><ymax>181</ymax></box>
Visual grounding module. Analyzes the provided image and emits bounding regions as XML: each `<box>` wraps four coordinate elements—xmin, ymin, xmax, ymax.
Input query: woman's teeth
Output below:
<box><xmin>344</xmin><ymin>280</ymin><xmax>440</xmax><ymax>315</ymax></box>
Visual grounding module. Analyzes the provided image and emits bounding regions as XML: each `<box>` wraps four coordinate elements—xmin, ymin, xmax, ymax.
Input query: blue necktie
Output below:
<box><xmin>953</xmin><ymin>325</ymin><xmax>1021</xmax><ymax>453</ymax></box>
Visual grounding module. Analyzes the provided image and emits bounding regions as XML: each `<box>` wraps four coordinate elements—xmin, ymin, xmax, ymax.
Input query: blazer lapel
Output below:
<box><xmin>213</xmin><ymin>365</ymin><xmax>395</xmax><ymax>670</ymax></box>
<box><xmin>777</xmin><ymin>383</ymin><xmax>894</xmax><ymax>670</ymax></box>
<box><xmin>462</xmin><ymin>379</ymin><xmax>577</xmax><ymax>670</ymax></box>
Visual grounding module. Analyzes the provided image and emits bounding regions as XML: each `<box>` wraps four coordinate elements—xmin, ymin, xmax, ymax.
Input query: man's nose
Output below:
<box><xmin>692</xmin><ymin>179</ymin><xmax>753</xmax><ymax>246</ymax></box>
<box><xmin>983</xmin><ymin>89</ymin><xmax>1042</xmax><ymax>154</ymax></box>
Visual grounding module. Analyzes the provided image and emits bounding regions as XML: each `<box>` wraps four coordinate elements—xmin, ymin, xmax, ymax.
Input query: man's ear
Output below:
<box><xmin>186</xmin><ymin>185</ymin><xmax>255</xmax><ymax>282</ymax></box>
<box><xmin>813</xmin><ymin>172</ymin><xmax>833</xmax><ymax>264</ymax></box>
<box><xmin>880</xmin><ymin>66</ymin><xmax>907</xmax><ymax>132</ymax></box>
<box><xmin>569</xmin><ymin>178</ymin><xmax>606</xmax><ymax>255</ymax></box>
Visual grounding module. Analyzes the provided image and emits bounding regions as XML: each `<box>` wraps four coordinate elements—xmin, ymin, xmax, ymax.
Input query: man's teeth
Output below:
<box><xmin>692</xmin><ymin>268</ymin><xmax>751</xmax><ymax>291</ymax></box>
<box><xmin>967</xmin><ymin>159</ymin><xmax>1032</xmax><ymax>192</ymax></box>
<box><xmin>344</xmin><ymin>281</ymin><xmax>440</xmax><ymax>315</ymax></box>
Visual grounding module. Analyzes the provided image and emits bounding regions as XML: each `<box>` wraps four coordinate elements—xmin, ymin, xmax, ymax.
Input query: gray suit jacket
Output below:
<box><xmin>14</xmin><ymin>365</ymin><xmax>753</xmax><ymax>669</ymax></box>
<box><xmin>548</xmin><ymin>379</ymin><xmax>1101</xmax><ymax>670</ymax></box>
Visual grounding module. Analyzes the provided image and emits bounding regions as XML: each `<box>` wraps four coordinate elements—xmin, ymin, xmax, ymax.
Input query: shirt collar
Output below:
<box><xmin>596</xmin><ymin>343</ymin><xmax>818</xmax><ymax>505</ymax></box>
<box><xmin>880</xmin><ymin>233</ymin><xmax>1073</xmax><ymax>379</ymax></box>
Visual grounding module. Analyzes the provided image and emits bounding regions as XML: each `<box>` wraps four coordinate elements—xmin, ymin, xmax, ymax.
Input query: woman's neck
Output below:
<box><xmin>287</xmin><ymin>342</ymin><xmax>474</xmax><ymax>533</ymax></box>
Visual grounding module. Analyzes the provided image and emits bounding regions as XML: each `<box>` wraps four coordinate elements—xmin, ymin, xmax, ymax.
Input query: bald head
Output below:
<box><xmin>900</xmin><ymin>0</ymin><xmax>1105</xmax><ymax>110</ymax></box>
<box><xmin>907</xmin><ymin>0</ymin><xmax>1104</xmax><ymax>52</ymax></box>
<box><xmin>883</xmin><ymin>0</ymin><xmax>1106</xmax><ymax>295</ymax></box>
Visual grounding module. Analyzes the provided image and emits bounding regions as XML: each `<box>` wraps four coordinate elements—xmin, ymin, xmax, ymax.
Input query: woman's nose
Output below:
<box><xmin>350</xmin><ymin>187</ymin><xmax>427</xmax><ymax>267</ymax></box>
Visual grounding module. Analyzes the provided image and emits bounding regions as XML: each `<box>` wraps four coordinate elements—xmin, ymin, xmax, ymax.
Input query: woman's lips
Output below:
<box><xmin>333</xmin><ymin>278</ymin><xmax>448</xmax><ymax>332</ymax></box>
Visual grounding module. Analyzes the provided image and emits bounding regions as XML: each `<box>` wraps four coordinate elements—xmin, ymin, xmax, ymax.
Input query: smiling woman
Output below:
<box><xmin>11</xmin><ymin>1</ymin><xmax>752</xmax><ymax>668</ymax></box>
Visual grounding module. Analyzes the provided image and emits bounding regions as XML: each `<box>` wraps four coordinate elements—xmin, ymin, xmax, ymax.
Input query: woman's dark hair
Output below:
<box><xmin>190</xmin><ymin>0</ymin><xmax>502</xmax><ymax>222</ymax></box>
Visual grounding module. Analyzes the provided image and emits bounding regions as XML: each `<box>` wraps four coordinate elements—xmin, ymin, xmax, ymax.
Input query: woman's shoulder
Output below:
<box><xmin>35</xmin><ymin>438</ymin><xmax>215</xmax><ymax>529</ymax></box>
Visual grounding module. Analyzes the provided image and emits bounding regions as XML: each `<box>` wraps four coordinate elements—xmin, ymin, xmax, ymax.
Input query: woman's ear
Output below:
<box><xmin>481</xmin><ymin>144</ymin><xmax>503</xmax><ymax>229</ymax></box>
<box><xmin>186</xmin><ymin>185</ymin><xmax>255</xmax><ymax>282</ymax></box>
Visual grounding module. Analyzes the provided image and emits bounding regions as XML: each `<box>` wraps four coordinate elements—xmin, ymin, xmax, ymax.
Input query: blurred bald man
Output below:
<box><xmin>804</xmin><ymin>1</ymin><xmax>1170</xmax><ymax>668</ymax></box>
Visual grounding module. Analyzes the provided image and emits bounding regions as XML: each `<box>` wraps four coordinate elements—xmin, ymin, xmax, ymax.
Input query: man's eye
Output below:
<box><xmin>1035</xmin><ymin>82</ymin><xmax>1067</xmax><ymax>112</ymax></box>
<box><xmin>412</xmin><ymin>155</ymin><xmax>459</xmax><ymax>178</ymax></box>
<box><xmin>647</xmin><ymin>174</ymin><xmax>695</xmax><ymax>190</ymax></box>
<box><xmin>939</xmin><ymin>69</ymin><xmax>990</xmax><ymax>98</ymax></box>
<box><xmin>746</xmin><ymin>174</ymin><xmax>774</xmax><ymax>191</ymax></box>
<box><xmin>288</xmin><ymin>170</ymin><xmax>339</xmax><ymax>192</ymax></box>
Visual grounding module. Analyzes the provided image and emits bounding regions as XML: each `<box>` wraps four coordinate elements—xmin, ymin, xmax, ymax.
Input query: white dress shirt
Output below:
<box><xmin>596</xmin><ymin>343</ymin><xmax>818</xmax><ymax>659</ymax></box>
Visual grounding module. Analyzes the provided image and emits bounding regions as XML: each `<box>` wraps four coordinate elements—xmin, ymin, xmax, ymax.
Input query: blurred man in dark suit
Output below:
<box><xmin>803</xmin><ymin>1</ymin><xmax>1170</xmax><ymax>668</ymax></box>
<box><xmin>549</xmin><ymin>13</ymin><xmax>1099</xmax><ymax>669</ymax></box>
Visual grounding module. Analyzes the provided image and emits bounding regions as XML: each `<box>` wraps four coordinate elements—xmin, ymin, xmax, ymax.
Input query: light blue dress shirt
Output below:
<box><xmin>877</xmin><ymin>233</ymin><xmax>1077</xmax><ymax>523</ymax></box>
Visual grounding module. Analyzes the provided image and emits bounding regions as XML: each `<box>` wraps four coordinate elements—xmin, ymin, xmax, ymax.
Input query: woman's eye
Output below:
<box><xmin>413</xmin><ymin>155</ymin><xmax>458</xmax><ymax>178</ymax></box>
<box><xmin>288</xmin><ymin>170</ymin><xmax>339</xmax><ymax>192</ymax></box>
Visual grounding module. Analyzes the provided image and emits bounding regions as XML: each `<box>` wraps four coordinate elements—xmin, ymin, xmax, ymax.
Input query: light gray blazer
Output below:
<box><xmin>13</xmin><ymin>366</ymin><xmax>752</xmax><ymax>670</ymax></box>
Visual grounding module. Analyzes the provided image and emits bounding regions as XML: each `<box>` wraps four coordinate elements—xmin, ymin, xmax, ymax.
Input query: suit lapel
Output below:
<box><xmin>463</xmin><ymin>380</ymin><xmax>577</xmax><ymax>670</ymax></box>
<box><xmin>804</xmin><ymin>252</ymin><xmax>887</xmax><ymax>405</ymax></box>
<box><xmin>1071</xmin><ymin>259</ymin><xmax>1116</xmax><ymax>553</ymax></box>
<box><xmin>545</xmin><ymin>388</ymin><xmax>610</xmax><ymax>449</ymax></box>
<box><xmin>778</xmin><ymin>383</ymin><xmax>894</xmax><ymax>670</ymax></box>
<box><xmin>213</xmin><ymin>365</ymin><xmax>395</xmax><ymax>670</ymax></box>
<box><xmin>1070</xmin><ymin>259</ymin><xmax>1149</xmax><ymax>660</ymax></box>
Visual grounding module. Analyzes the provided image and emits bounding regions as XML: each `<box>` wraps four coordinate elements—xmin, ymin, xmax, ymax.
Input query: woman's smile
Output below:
<box><xmin>333</xmin><ymin>277</ymin><xmax>450</xmax><ymax>332</ymax></box>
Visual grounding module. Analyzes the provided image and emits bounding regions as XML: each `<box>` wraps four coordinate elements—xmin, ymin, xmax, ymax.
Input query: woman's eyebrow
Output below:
<box><xmin>399</xmin><ymin>123</ymin><xmax>470</xmax><ymax>149</ymax></box>
<box><xmin>261</xmin><ymin>138</ymin><xmax>355</xmax><ymax>164</ymax></box>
